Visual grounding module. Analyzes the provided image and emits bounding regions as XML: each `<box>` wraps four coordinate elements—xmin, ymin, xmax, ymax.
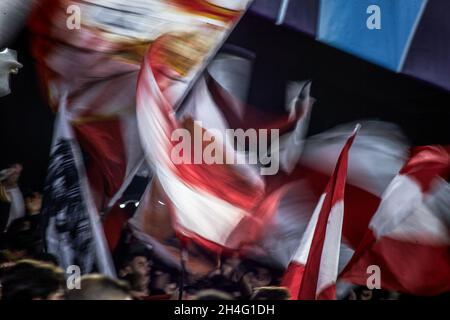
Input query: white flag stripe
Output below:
<box><xmin>301</xmin><ymin>122</ymin><xmax>409</xmax><ymax>197</ymax></box>
<box><xmin>316</xmin><ymin>200</ymin><xmax>344</xmax><ymax>295</ymax></box>
<box><xmin>291</xmin><ymin>193</ymin><xmax>326</xmax><ymax>265</ymax></box>
<box><xmin>137</xmin><ymin>61</ymin><xmax>256</xmax><ymax>247</ymax></box>
<box><xmin>159</xmin><ymin>166</ymin><xmax>248</xmax><ymax>246</ymax></box>
<box><xmin>369</xmin><ymin>175</ymin><xmax>423</xmax><ymax>238</ymax></box>
<box><xmin>179</xmin><ymin>76</ymin><xmax>262</xmax><ymax>185</ymax></box>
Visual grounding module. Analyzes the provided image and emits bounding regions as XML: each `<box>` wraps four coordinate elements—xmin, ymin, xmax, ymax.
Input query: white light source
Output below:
<box><xmin>158</xmin><ymin>200</ymin><xmax>166</xmax><ymax>206</ymax></box>
<box><xmin>135</xmin><ymin>201</ymin><xmax>140</xmax><ymax>207</ymax></box>
<box><xmin>119</xmin><ymin>203</ymin><xmax>126</xmax><ymax>209</ymax></box>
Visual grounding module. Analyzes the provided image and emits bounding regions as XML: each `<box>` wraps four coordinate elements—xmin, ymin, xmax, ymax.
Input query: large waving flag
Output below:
<box><xmin>131</xmin><ymin>44</ymin><xmax>312</xmax><ymax>275</ymax></box>
<box><xmin>135</xmin><ymin>38</ymin><xmax>410</xmax><ymax>274</ymax></box>
<box><xmin>297</xmin><ymin>121</ymin><xmax>411</xmax><ymax>251</ymax></box>
<box><xmin>42</xmin><ymin>97</ymin><xmax>115</xmax><ymax>276</ymax></box>
<box><xmin>253</xmin><ymin>121</ymin><xmax>410</xmax><ymax>272</ymax></box>
<box><xmin>341</xmin><ymin>146</ymin><xmax>450</xmax><ymax>296</ymax></box>
<box><xmin>29</xmin><ymin>0</ymin><xmax>255</xmax><ymax>252</ymax></box>
<box><xmin>28</xmin><ymin>0</ymin><xmax>150</xmax><ymax>212</ymax></box>
<box><xmin>135</xmin><ymin>35</ymin><xmax>314</xmax><ymax>257</ymax></box>
<box><xmin>131</xmin><ymin>0</ymin><xmax>321</xmax><ymax>256</ymax></box>
<box><xmin>281</xmin><ymin>125</ymin><xmax>359</xmax><ymax>300</ymax></box>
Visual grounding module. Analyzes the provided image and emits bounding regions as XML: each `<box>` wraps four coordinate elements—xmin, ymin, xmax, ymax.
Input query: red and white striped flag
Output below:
<box><xmin>131</xmin><ymin>44</ymin><xmax>313</xmax><ymax>274</ymax></box>
<box><xmin>247</xmin><ymin>121</ymin><xmax>410</xmax><ymax>285</ymax></box>
<box><xmin>282</xmin><ymin>125</ymin><xmax>360</xmax><ymax>300</ymax></box>
<box><xmin>136</xmin><ymin>47</ymin><xmax>311</xmax><ymax>254</ymax></box>
<box><xmin>341</xmin><ymin>146</ymin><xmax>450</xmax><ymax>296</ymax></box>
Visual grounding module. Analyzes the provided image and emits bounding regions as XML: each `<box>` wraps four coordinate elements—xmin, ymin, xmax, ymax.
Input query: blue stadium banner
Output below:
<box><xmin>318</xmin><ymin>0</ymin><xmax>427</xmax><ymax>71</ymax></box>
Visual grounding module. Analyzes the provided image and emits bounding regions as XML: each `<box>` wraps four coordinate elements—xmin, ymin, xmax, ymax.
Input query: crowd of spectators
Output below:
<box><xmin>0</xmin><ymin>163</ymin><xmax>431</xmax><ymax>301</ymax></box>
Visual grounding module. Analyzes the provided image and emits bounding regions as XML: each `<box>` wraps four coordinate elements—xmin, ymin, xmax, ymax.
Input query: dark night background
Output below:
<box><xmin>1</xmin><ymin>11</ymin><xmax>449</xmax><ymax>192</ymax></box>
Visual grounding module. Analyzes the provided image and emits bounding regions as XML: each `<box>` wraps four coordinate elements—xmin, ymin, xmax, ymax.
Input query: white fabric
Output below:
<box><xmin>158</xmin><ymin>165</ymin><xmax>248</xmax><ymax>246</ymax></box>
<box><xmin>137</xmin><ymin>60</ymin><xmax>251</xmax><ymax>247</ymax></box>
<box><xmin>426</xmin><ymin>178</ymin><xmax>450</xmax><ymax>227</ymax></box>
<box><xmin>279</xmin><ymin>82</ymin><xmax>313</xmax><ymax>174</ymax></box>
<box><xmin>301</xmin><ymin>121</ymin><xmax>409</xmax><ymax>197</ymax></box>
<box><xmin>370</xmin><ymin>175</ymin><xmax>423</xmax><ymax>238</ymax></box>
<box><xmin>5</xmin><ymin>187</ymin><xmax>25</xmax><ymax>228</ymax></box>
<box><xmin>207</xmin><ymin>53</ymin><xmax>253</xmax><ymax>105</ymax></box>
<box><xmin>256</xmin><ymin>179</ymin><xmax>318</xmax><ymax>268</ymax></box>
<box><xmin>291</xmin><ymin>193</ymin><xmax>326</xmax><ymax>264</ymax></box>
<box><xmin>179</xmin><ymin>76</ymin><xmax>263</xmax><ymax>187</ymax></box>
<box><xmin>371</xmin><ymin>175</ymin><xmax>450</xmax><ymax>245</ymax></box>
<box><xmin>316</xmin><ymin>200</ymin><xmax>344</xmax><ymax>295</ymax></box>
<box><xmin>206</xmin><ymin>0</ymin><xmax>251</xmax><ymax>11</ymax></box>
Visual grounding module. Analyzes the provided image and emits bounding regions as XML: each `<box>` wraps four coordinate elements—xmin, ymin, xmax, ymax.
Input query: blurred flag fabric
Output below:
<box><xmin>341</xmin><ymin>146</ymin><xmax>450</xmax><ymax>296</ymax></box>
<box><xmin>282</xmin><ymin>125</ymin><xmax>358</xmax><ymax>300</ymax></box>
<box><xmin>253</xmin><ymin>121</ymin><xmax>410</xmax><ymax>272</ymax></box>
<box><xmin>26</xmin><ymin>0</ymin><xmax>450</xmax><ymax>292</ymax></box>
<box><xmin>29</xmin><ymin>0</ymin><xmax>148</xmax><ymax>212</ymax></box>
<box><xmin>135</xmin><ymin>41</ymin><xmax>313</xmax><ymax>263</ymax></box>
<box><xmin>131</xmin><ymin>48</ymin><xmax>313</xmax><ymax>275</ymax></box>
<box><xmin>250</xmin><ymin>0</ymin><xmax>450</xmax><ymax>92</ymax></box>
<box><xmin>29</xmin><ymin>0</ymin><xmax>254</xmax><ymax>252</ymax></box>
<box><xmin>134</xmin><ymin>31</ymin><xmax>414</xmax><ymax>280</ymax></box>
<box><xmin>42</xmin><ymin>97</ymin><xmax>115</xmax><ymax>276</ymax></box>
<box><xmin>130</xmin><ymin>2</ymin><xmax>414</xmax><ymax>271</ymax></box>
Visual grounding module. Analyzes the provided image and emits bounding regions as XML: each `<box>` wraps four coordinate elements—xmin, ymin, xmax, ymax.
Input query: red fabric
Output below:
<box><xmin>342</xmin><ymin>234</ymin><xmax>450</xmax><ymax>296</ymax></box>
<box><xmin>281</xmin><ymin>262</ymin><xmax>305</xmax><ymax>299</ymax></box>
<box><xmin>205</xmin><ymin>74</ymin><xmax>300</xmax><ymax>134</ymax></box>
<box><xmin>74</xmin><ymin>120</ymin><xmax>129</xmax><ymax>251</ymax></box>
<box><xmin>341</xmin><ymin>146</ymin><xmax>450</xmax><ymax>296</ymax></box>
<box><xmin>141</xmin><ymin>46</ymin><xmax>293</xmax><ymax>250</ymax></box>
<box><xmin>401</xmin><ymin>146</ymin><xmax>450</xmax><ymax>192</ymax></box>
<box><xmin>300</xmin><ymin>168</ymin><xmax>381</xmax><ymax>250</ymax></box>
<box><xmin>74</xmin><ymin>120</ymin><xmax>130</xmax><ymax>251</ymax></box>
<box><xmin>74</xmin><ymin>119</ymin><xmax>127</xmax><ymax>199</ymax></box>
<box><xmin>171</xmin><ymin>0</ymin><xmax>242</xmax><ymax>21</ymax></box>
<box><xmin>103</xmin><ymin>206</ymin><xmax>129</xmax><ymax>251</ymax></box>
<box><xmin>226</xmin><ymin>185</ymin><xmax>292</xmax><ymax>249</ymax></box>
<box><xmin>317</xmin><ymin>284</ymin><xmax>336</xmax><ymax>300</ymax></box>
<box><xmin>27</xmin><ymin>0</ymin><xmax>61</xmax><ymax>109</ymax></box>
<box><xmin>342</xmin><ymin>183</ymin><xmax>381</xmax><ymax>249</ymax></box>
